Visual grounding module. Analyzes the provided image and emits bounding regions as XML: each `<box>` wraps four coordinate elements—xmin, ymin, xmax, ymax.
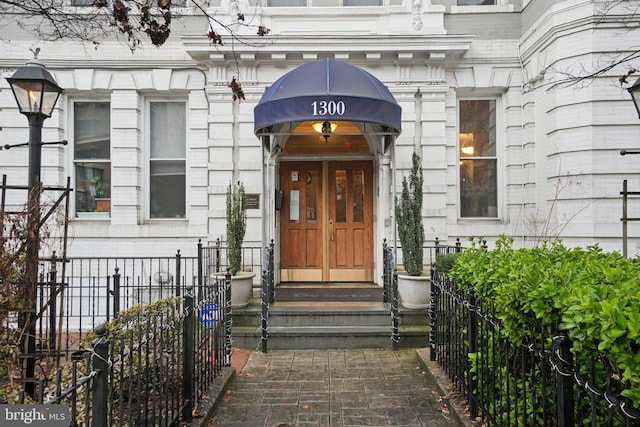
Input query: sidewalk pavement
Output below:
<box><xmin>193</xmin><ymin>348</ymin><xmax>472</xmax><ymax>427</ymax></box>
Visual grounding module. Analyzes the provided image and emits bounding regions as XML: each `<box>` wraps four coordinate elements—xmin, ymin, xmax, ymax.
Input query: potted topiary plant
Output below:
<box><xmin>395</xmin><ymin>152</ymin><xmax>429</xmax><ymax>309</ymax></box>
<box><xmin>225</xmin><ymin>181</ymin><xmax>255</xmax><ymax>308</ymax></box>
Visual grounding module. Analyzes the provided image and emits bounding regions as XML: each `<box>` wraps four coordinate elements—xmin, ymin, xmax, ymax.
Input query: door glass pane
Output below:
<box><xmin>335</xmin><ymin>170</ymin><xmax>347</xmax><ymax>222</ymax></box>
<box><xmin>306</xmin><ymin>170</ymin><xmax>318</xmax><ymax>223</ymax></box>
<box><xmin>352</xmin><ymin>170</ymin><xmax>364</xmax><ymax>222</ymax></box>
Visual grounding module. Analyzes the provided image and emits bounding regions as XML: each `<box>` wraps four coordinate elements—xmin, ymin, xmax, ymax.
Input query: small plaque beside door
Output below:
<box><xmin>245</xmin><ymin>193</ymin><xmax>260</xmax><ymax>210</ymax></box>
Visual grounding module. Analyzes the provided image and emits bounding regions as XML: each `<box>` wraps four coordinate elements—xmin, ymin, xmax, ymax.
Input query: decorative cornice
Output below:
<box><xmin>182</xmin><ymin>34</ymin><xmax>474</xmax><ymax>66</ymax></box>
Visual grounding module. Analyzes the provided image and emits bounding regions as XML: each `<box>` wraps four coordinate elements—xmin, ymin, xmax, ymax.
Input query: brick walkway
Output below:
<box><xmin>209</xmin><ymin>349</ymin><xmax>463</xmax><ymax>427</ymax></box>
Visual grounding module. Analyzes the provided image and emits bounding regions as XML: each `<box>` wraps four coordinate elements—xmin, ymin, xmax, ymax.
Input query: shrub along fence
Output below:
<box><xmin>40</xmin><ymin>277</ymin><xmax>229</xmax><ymax>426</ymax></box>
<box><xmin>34</xmin><ymin>252</ymin><xmax>199</xmax><ymax>357</ymax></box>
<box><xmin>430</xmin><ymin>238</ymin><xmax>640</xmax><ymax>426</ymax></box>
<box><xmin>4</xmin><ymin>240</ymin><xmax>260</xmax><ymax>425</ymax></box>
<box><xmin>23</xmin><ymin>241</ymin><xmax>262</xmax><ymax>359</ymax></box>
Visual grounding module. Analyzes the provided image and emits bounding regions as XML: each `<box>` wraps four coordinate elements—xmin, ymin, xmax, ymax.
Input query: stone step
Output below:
<box><xmin>231</xmin><ymin>325</ymin><xmax>429</xmax><ymax>350</ymax></box>
<box><xmin>275</xmin><ymin>282</ymin><xmax>384</xmax><ymax>302</ymax></box>
<box><xmin>231</xmin><ymin>299</ymin><xmax>430</xmax><ymax>350</ymax></box>
<box><xmin>268</xmin><ymin>302</ymin><xmax>389</xmax><ymax>327</ymax></box>
<box><xmin>267</xmin><ymin>326</ymin><xmax>396</xmax><ymax>350</ymax></box>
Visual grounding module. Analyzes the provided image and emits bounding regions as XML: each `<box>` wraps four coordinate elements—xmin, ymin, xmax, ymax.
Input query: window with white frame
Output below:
<box><xmin>267</xmin><ymin>0</ymin><xmax>305</xmax><ymax>5</ymax></box>
<box><xmin>457</xmin><ymin>0</ymin><xmax>496</xmax><ymax>5</ymax></box>
<box><xmin>267</xmin><ymin>0</ymin><xmax>382</xmax><ymax>6</ymax></box>
<box><xmin>152</xmin><ymin>0</ymin><xmax>187</xmax><ymax>5</ymax></box>
<box><xmin>72</xmin><ymin>0</ymin><xmax>187</xmax><ymax>6</ymax></box>
<box><xmin>73</xmin><ymin>101</ymin><xmax>111</xmax><ymax>216</ymax></box>
<box><xmin>149</xmin><ymin>101</ymin><xmax>186</xmax><ymax>219</ymax></box>
<box><xmin>459</xmin><ymin>99</ymin><xmax>498</xmax><ymax>218</ymax></box>
<box><xmin>343</xmin><ymin>0</ymin><xmax>382</xmax><ymax>5</ymax></box>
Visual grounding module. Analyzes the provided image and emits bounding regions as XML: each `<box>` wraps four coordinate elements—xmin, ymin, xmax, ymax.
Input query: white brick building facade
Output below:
<box><xmin>2</xmin><ymin>0</ymin><xmax>640</xmax><ymax>277</ymax></box>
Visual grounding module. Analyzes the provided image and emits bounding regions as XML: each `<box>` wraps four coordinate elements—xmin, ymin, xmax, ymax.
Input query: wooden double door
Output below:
<box><xmin>280</xmin><ymin>161</ymin><xmax>374</xmax><ymax>282</ymax></box>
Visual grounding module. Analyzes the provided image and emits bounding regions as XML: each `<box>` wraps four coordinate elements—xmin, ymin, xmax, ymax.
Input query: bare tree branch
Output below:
<box><xmin>0</xmin><ymin>0</ymin><xmax>271</xmax><ymax>52</ymax></box>
<box><xmin>522</xmin><ymin>1</ymin><xmax>640</xmax><ymax>92</ymax></box>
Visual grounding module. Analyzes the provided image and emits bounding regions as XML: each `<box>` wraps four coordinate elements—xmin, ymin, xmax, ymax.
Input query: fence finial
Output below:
<box><xmin>94</xmin><ymin>323</ymin><xmax>107</xmax><ymax>338</ymax></box>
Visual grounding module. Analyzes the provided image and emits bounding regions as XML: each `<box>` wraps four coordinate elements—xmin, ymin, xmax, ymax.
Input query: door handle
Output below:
<box><xmin>328</xmin><ymin>220</ymin><xmax>334</xmax><ymax>241</ymax></box>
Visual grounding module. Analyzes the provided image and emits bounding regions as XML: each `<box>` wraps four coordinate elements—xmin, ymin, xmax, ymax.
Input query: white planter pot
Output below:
<box><xmin>397</xmin><ymin>273</ymin><xmax>431</xmax><ymax>309</ymax></box>
<box><xmin>230</xmin><ymin>271</ymin><xmax>255</xmax><ymax>309</ymax></box>
<box><xmin>213</xmin><ymin>271</ymin><xmax>255</xmax><ymax>308</ymax></box>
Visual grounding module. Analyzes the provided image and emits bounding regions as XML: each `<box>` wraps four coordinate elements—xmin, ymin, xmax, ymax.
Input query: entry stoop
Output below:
<box><xmin>275</xmin><ymin>282</ymin><xmax>384</xmax><ymax>302</ymax></box>
<box><xmin>231</xmin><ymin>283</ymin><xmax>429</xmax><ymax>350</ymax></box>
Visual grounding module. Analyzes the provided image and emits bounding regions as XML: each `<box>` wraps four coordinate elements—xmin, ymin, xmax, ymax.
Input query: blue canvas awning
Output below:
<box><xmin>254</xmin><ymin>59</ymin><xmax>402</xmax><ymax>138</ymax></box>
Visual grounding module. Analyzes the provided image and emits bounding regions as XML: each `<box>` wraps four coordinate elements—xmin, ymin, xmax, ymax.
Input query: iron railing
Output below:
<box><xmin>433</xmin><ymin>237</ymin><xmax>464</xmax><ymax>257</ymax></box>
<box><xmin>382</xmin><ymin>238</ymin><xmax>393</xmax><ymax>303</ymax></box>
<box><xmin>17</xmin><ymin>243</ymin><xmax>263</xmax><ymax>359</ymax></box>
<box><xmin>3</xmin><ymin>241</ymin><xmax>260</xmax><ymax>425</ymax></box>
<box><xmin>199</xmin><ymin>238</ymin><xmax>263</xmax><ymax>277</ymax></box>
<box><xmin>38</xmin><ymin>276</ymin><xmax>229</xmax><ymax>427</ymax></box>
<box><xmin>260</xmin><ymin>241</ymin><xmax>275</xmax><ymax>353</ymax></box>
<box><xmin>382</xmin><ymin>239</ymin><xmax>399</xmax><ymax>350</ymax></box>
<box><xmin>430</xmin><ymin>271</ymin><xmax>640</xmax><ymax>426</ymax></box>
<box><xmin>383</xmin><ymin>238</ymin><xmax>464</xmax><ymax>350</ymax></box>
<box><xmin>29</xmin><ymin>252</ymin><xmax>199</xmax><ymax>358</ymax></box>
<box><xmin>388</xmin><ymin>237</ymin><xmax>464</xmax><ymax>279</ymax></box>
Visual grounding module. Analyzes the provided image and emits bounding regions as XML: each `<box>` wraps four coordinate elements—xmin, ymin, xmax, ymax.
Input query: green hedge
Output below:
<box><xmin>448</xmin><ymin>236</ymin><xmax>640</xmax><ymax>406</ymax></box>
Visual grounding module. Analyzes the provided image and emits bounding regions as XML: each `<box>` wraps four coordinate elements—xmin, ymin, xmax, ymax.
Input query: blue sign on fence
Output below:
<box><xmin>198</xmin><ymin>303</ymin><xmax>221</xmax><ymax>329</ymax></box>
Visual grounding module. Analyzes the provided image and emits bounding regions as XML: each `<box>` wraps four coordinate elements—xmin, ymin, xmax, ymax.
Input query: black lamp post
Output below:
<box><xmin>6</xmin><ymin>51</ymin><xmax>63</xmax><ymax>395</ymax></box>
<box><xmin>622</xmin><ymin>78</ymin><xmax>640</xmax><ymax>156</ymax></box>
<box><xmin>621</xmin><ymin>77</ymin><xmax>640</xmax><ymax>258</ymax></box>
<box><xmin>628</xmin><ymin>76</ymin><xmax>640</xmax><ymax>119</ymax></box>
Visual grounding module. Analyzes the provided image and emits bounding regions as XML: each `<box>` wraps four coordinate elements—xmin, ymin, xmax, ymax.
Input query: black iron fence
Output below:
<box><xmin>32</xmin><ymin>252</ymin><xmax>199</xmax><ymax>358</ymax></box>
<box><xmin>382</xmin><ymin>239</ymin><xmax>399</xmax><ymax>350</ymax></box>
<box><xmin>260</xmin><ymin>241</ymin><xmax>275</xmax><ymax>353</ymax></box>
<box><xmin>22</xmin><ymin>241</ymin><xmax>263</xmax><ymax>359</ymax></box>
<box><xmin>433</xmin><ymin>237</ymin><xmax>464</xmax><ymax>256</ymax></box>
<box><xmin>383</xmin><ymin>238</ymin><xmax>464</xmax><ymax>350</ymax></box>
<box><xmin>430</xmin><ymin>271</ymin><xmax>640</xmax><ymax>426</ymax></box>
<box><xmin>198</xmin><ymin>238</ymin><xmax>263</xmax><ymax>278</ymax></box>
<box><xmin>37</xmin><ymin>276</ymin><xmax>229</xmax><ymax>427</ymax></box>
<box><xmin>2</xmin><ymin>240</ymin><xmax>271</xmax><ymax>425</ymax></box>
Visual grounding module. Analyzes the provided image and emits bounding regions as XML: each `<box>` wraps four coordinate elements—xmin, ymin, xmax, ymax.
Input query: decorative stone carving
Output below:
<box><xmin>412</xmin><ymin>0</ymin><xmax>423</xmax><ymax>31</ymax></box>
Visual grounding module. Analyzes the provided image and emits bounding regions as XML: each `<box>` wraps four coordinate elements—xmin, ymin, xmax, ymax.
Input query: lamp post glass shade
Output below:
<box><xmin>628</xmin><ymin>76</ymin><xmax>640</xmax><ymax>118</ymax></box>
<box><xmin>7</xmin><ymin>60</ymin><xmax>62</xmax><ymax>117</ymax></box>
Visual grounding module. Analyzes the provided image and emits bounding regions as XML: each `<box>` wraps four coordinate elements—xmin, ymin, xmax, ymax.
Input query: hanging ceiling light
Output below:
<box><xmin>459</xmin><ymin>132</ymin><xmax>475</xmax><ymax>155</ymax></box>
<box><xmin>312</xmin><ymin>120</ymin><xmax>337</xmax><ymax>142</ymax></box>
